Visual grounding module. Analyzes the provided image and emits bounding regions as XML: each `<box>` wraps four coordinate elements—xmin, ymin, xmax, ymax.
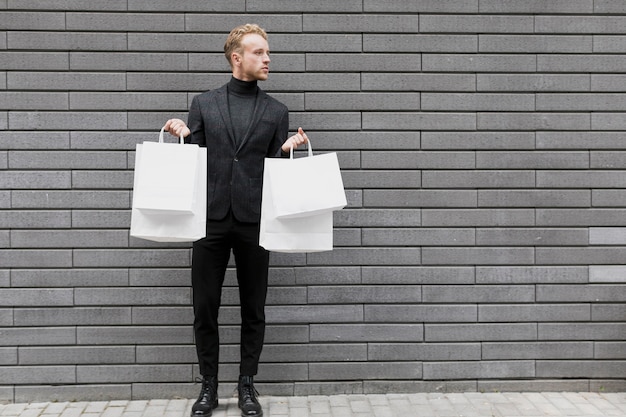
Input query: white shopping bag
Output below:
<box><xmin>133</xmin><ymin>128</ymin><xmax>202</xmax><ymax>214</ymax></box>
<box><xmin>264</xmin><ymin>141</ymin><xmax>346</xmax><ymax>219</ymax></box>
<box><xmin>259</xmin><ymin>148</ymin><xmax>335</xmax><ymax>253</ymax></box>
<box><xmin>130</xmin><ymin>128</ymin><xmax>207</xmax><ymax>242</ymax></box>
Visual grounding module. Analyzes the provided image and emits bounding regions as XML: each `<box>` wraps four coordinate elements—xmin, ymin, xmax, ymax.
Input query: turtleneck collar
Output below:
<box><xmin>228</xmin><ymin>76</ymin><xmax>258</xmax><ymax>96</ymax></box>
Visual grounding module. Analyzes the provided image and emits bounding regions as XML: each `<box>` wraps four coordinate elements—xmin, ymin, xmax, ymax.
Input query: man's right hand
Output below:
<box><xmin>163</xmin><ymin>118</ymin><xmax>191</xmax><ymax>138</ymax></box>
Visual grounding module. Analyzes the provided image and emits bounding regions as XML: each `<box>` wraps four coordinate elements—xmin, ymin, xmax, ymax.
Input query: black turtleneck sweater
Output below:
<box><xmin>227</xmin><ymin>76</ymin><xmax>258</xmax><ymax>146</ymax></box>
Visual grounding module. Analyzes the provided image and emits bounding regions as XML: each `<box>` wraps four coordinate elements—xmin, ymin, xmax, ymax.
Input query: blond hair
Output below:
<box><xmin>224</xmin><ymin>24</ymin><xmax>268</xmax><ymax>67</ymax></box>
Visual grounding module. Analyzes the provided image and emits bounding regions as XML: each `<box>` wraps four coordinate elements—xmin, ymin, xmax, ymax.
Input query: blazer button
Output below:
<box><xmin>234</xmin><ymin>157</ymin><xmax>239</xmax><ymax>162</ymax></box>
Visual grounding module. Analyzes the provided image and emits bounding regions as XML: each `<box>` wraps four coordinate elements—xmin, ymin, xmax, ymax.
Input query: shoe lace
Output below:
<box><xmin>239</xmin><ymin>382</ymin><xmax>260</xmax><ymax>402</ymax></box>
<box><xmin>195</xmin><ymin>377</ymin><xmax>216</xmax><ymax>398</ymax></box>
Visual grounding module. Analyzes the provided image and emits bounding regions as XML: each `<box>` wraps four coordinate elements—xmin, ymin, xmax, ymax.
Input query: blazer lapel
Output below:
<box><xmin>215</xmin><ymin>86</ymin><xmax>237</xmax><ymax>147</ymax></box>
<box><xmin>236</xmin><ymin>91</ymin><xmax>268</xmax><ymax>154</ymax></box>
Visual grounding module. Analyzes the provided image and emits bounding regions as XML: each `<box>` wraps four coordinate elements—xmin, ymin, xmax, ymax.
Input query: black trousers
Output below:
<box><xmin>191</xmin><ymin>212</ymin><xmax>269</xmax><ymax>377</ymax></box>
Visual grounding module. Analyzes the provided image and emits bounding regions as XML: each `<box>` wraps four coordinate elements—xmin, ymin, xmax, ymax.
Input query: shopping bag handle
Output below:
<box><xmin>158</xmin><ymin>127</ymin><xmax>185</xmax><ymax>145</ymax></box>
<box><xmin>289</xmin><ymin>140</ymin><xmax>313</xmax><ymax>159</ymax></box>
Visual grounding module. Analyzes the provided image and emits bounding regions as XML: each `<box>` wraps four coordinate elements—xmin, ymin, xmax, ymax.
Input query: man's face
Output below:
<box><xmin>234</xmin><ymin>33</ymin><xmax>271</xmax><ymax>81</ymax></box>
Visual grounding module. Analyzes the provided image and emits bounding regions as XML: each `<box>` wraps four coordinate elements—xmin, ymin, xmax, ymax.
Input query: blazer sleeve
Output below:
<box><xmin>186</xmin><ymin>95</ymin><xmax>206</xmax><ymax>146</ymax></box>
<box><xmin>272</xmin><ymin>106</ymin><xmax>289</xmax><ymax>158</ymax></box>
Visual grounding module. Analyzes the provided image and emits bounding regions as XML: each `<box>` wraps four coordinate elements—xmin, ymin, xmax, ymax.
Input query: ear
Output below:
<box><xmin>232</xmin><ymin>52</ymin><xmax>242</xmax><ymax>66</ymax></box>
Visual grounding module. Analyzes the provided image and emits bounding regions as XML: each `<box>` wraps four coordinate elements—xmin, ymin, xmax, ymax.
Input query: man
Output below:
<box><xmin>164</xmin><ymin>24</ymin><xmax>308</xmax><ymax>417</ymax></box>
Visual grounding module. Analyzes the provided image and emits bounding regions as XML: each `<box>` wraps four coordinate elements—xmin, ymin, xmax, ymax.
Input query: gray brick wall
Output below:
<box><xmin>1</xmin><ymin>1</ymin><xmax>625</xmax><ymax>403</ymax></box>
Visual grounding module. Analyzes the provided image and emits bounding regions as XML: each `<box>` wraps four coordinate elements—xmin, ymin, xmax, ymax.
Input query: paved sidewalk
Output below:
<box><xmin>1</xmin><ymin>392</ymin><xmax>625</xmax><ymax>417</ymax></box>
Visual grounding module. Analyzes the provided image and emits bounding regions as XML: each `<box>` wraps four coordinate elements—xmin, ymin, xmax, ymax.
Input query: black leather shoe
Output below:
<box><xmin>237</xmin><ymin>375</ymin><xmax>263</xmax><ymax>417</ymax></box>
<box><xmin>191</xmin><ymin>376</ymin><xmax>218</xmax><ymax>417</ymax></box>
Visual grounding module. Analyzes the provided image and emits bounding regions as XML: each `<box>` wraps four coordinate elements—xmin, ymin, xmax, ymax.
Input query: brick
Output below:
<box><xmin>9</xmin><ymin>111</ymin><xmax>127</xmax><ymax>130</ymax></box>
<box><xmin>9</xmin><ymin>32</ymin><xmax>127</xmax><ymax>51</ymax></box>
<box><xmin>364</xmin><ymin>305</ymin><xmax>476</xmax><ymax>323</ymax></box>
<box><xmin>0</xmin><ymin>250</ymin><xmax>72</xmax><ymax>268</ymax></box>
<box><xmin>592</xmin><ymin>304</ymin><xmax>626</xmax><ymax>321</ymax></box>
<box><xmin>247</xmin><ymin>0</ymin><xmax>362</xmax><ymax>12</ymax></box>
<box><xmin>424</xmin><ymin>361</ymin><xmax>535</xmax><ymax>380</ymax></box>
<box><xmin>536</xmin><ymin>360</ymin><xmax>626</xmax><ymax>378</ymax></box>
<box><xmin>364</xmin><ymin>190</ymin><xmax>477</xmax><ymax>208</ymax></box>
<box><xmin>592</xmin><ymin>75</ymin><xmax>626</xmax><ymax>91</ymax></box>
<box><xmin>9</xmin><ymin>72</ymin><xmax>125</xmax><ymax>91</ymax></box>
<box><xmin>190</xmin><ymin>52</ymin><xmax>303</xmax><ymax>73</ymax></box>
<box><xmin>590</xmin><ymin>265</ymin><xmax>626</xmax><ymax>283</ymax></box>
<box><xmin>539</xmin><ymin>54</ymin><xmax>626</xmax><ymax>73</ymax></box>
<box><xmin>423</xmin><ymin>54</ymin><xmax>536</xmax><ymax>72</ymax></box>
<box><xmin>478</xmin><ymin>190</ymin><xmax>591</xmax><ymax>208</ymax></box>
<box><xmin>71</xmin><ymin>210</ymin><xmax>131</xmax><ymax>229</ymax></box>
<box><xmin>0</xmin><ymin>348</ymin><xmax>17</xmax><ymax>365</ymax></box>
<box><xmin>290</xmin><ymin>112</ymin><xmax>361</xmax><ymax>131</ymax></box>
<box><xmin>365</xmin><ymin>0</ymin><xmax>477</xmax><ymax>13</ymax></box>
<box><xmin>362</xmin><ymin>73</ymin><xmax>475</xmax><ymax>92</ymax></box>
<box><xmin>129</xmin><ymin>268</ymin><xmax>190</xmax><ymax>286</ymax></box>
<box><xmin>0</xmin><ymin>171</ymin><xmax>70</xmax><ymax>189</ymax></box>
<box><xmin>595</xmin><ymin>0</ymin><xmax>626</xmax><ymax>12</ymax></box>
<box><xmin>478</xmin><ymin>74</ymin><xmax>590</xmax><ymax>92</ymax></box>
<box><xmin>421</xmin><ymin>15</ymin><xmax>533</xmax><ymax>33</ymax></box>
<box><xmin>480</xmin><ymin>35</ymin><xmax>592</xmax><ymax>53</ymax></box>
<box><xmin>538</xmin><ymin>132</ymin><xmax>626</xmax><ymax>149</ymax></box>
<box><xmin>482</xmin><ymin>342</ymin><xmax>593</xmax><ymax>360</ymax></box>
<box><xmin>0</xmin><ymin>52</ymin><xmax>68</xmax><ymax>70</ymax></box>
<box><xmin>266</xmin><ymin>343</ymin><xmax>368</xmax><ymax>362</ymax></box>
<box><xmin>310</xmin><ymin>362</ymin><xmax>421</xmax><ymax>380</ymax></box>
<box><xmin>185</xmin><ymin>14</ymin><xmax>302</xmax><ymax>33</ymax></box>
<box><xmin>0</xmin><ymin>11</ymin><xmax>65</xmax><ymax>30</ymax></box>
<box><xmin>67</xmin><ymin>12</ymin><xmax>185</xmax><ymax>32</ymax></box>
<box><xmin>538</xmin><ymin>93</ymin><xmax>626</xmax><ymax>111</ymax></box>
<box><xmin>304</xmin><ymin>14</ymin><xmax>418</xmax><ymax>33</ymax></box>
<box><xmin>593</xmin><ymin>112</ymin><xmax>626</xmax><ymax>130</ymax></box>
<box><xmin>77</xmin><ymin>326</ymin><xmax>193</xmax><ymax>345</ymax></box>
<box><xmin>0</xmin><ymin>308</ymin><xmax>11</xmax><ymax>325</ymax></box>
<box><xmin>362</xmin><ymin>267</ymin><xmax>474</xmax><ymax>285</ymax></box>
<box><xmin>362</xmin><ymin>228</ymin><xmax>474</xmax><ymax>246</ymax></box>
<box><xmin>424</xmin><ymin>170</ymin><xmax>535</xmax><ymax>188</ymax></box>
<box><xmin>593</xmin><ymin>190</ymin><xmax>626</xmax><ymax>207</ymax></box>
<box><xmin>267</xmin><ymin>305</ymin><xmax>363</xmax><ymax>324</ymax></box>
<box><xmin>591</xmin><ymin>151</ymin><xmax>626</xmax><ymax>168</ymax></box>
<box><xmin>19</xmin><ymin>346</ymin><xmax>135</xmax><ymax>365</ymax></box>
<box><xmin>479</xmin><ymin>0</ymin><xmax>593</xmax><ymax>13</ymax></box>
<box><xmin>12</xmin><ymin>190</ymin><xmax>130</xmax><ymax>209</ymax></box>
<box><xmin>14</xmin><ymin>307</ymin><xmax>131</xmax><ymax>326</ymax></box>
<box><xmin>9</xmin><ymin>150</ymin><xmax>127</xmax><ymax>169</ymax></box>
<box><xmin>0</xmin><ymin>366</ymin><xmax>75</xmax><ymax>385</ymax></box>
<box><xmin>70</xmin><ymin>131</ymin><xmax>155</xmax><ymax>150</ymax></box>
<box><xmin>480</xmin><ymin>304</ymin><xmax>591</xmax><ymax>322</ymax></box>
<box><xmin>335</xmin><ymin>209</ymin><xmax>421</xmax><ymax>227</ymax></box>
<box><xmin>307</xmin><ymin>54</ymin><xmax>420</xmax><ymax>72</ymax></box>
<box><xmin>476</xmin><ymin>228</ymin><xmax>589</xmax><ymax>246</ymax></box>
<box><xmin>75</xmin><ymin>288</ymin><xmax>190</xmax><ymax>306</ymax></box>
<box><xmin>365</xmin><ymin>34</ymin><xmax>477</xmax><ymax>53</ymax></box>
<box><xmin>0</xmin><ymin>327</ymin><xmax>76</xmax><ymax>346</ymax></box>
<box><xmin>135</xmin><ymin>345</ymin><xmax>195</xmax><ymax>363</ymax></box>
<box><xmin>478</xmin><ymin>112</ymin><xmax>591</xmax><ymax>131</ymax></box>
<box><xmin>15</xmin><ymin>384</ymin><xmax>131</xmax><ymax>403</ymax></box>
<box><xmin>422</xmin><ymin>93</ymin><xmax>534</xmax><ymax>111</ymax></box>
<box><xmin>13</xmin><ymin>0</ymin><xmax>127</xmax><ymax>10</ymax></box>
<box><xmin>342</xmin><ymin>170</ymin><xmax>419</xmax><ymax>189</ymax></box>
<box><xmin>422</xmin><ymin>132</ymin><xmax>535</xmax><ymax>150</ymax></box>
<box><xmin>536</xmin><ymin>16</ymin><xmax>626</xmax><ymax>34</ymax></box>
<box><xmin>425</xmin><ymin>323</ymin><xmax>537</xmax><ymax>342</ymax></box>
<box><xmin>422</xmin><ymin>247</ymin><xmax>535</xmax><ymax>265</ymax></box>
<box><xmin>305</xmin><ymin>93</ymin><xmax>419</xmax><ymax>111</ymax></box>
<box><xmin>0</xmin><ymin>211</ymin><xmax>70</xmax><ymax>228</ymax></box>
<box><xmin>363</xmin><ymin>112</ymin><xmax>476</xmax><ymax>131</ymax></box>
<box><xmin>132</xmin><ymin>307</ymin><xmax>192</xmax><ymax>325</ymax></box>
<box><xmin>71</xmin><ymin>52</ymin><xmax>188</xmax><ymax>71</ymax></box>
<box><xmin>0</xmin><ymin>270</ymin><xmax>8</xmax><ymax>287</ymax></box>
<box><xmin>77</xmin><ymin>364</ymin><xmax>191</xmax><ymax>383</ymax></box>
<box><xmin>0</xmin><ymin>131</ymin><xmax>69</xmax><ymax>149</ymax></box>
<box><xmin>537</xmin><ymin>284</ymin><xmax>626</xmax><ymax>302</ymax></box>
<box><xmin>126</xmin><ymin>73</ymin><xmax>222</xmax><ymax>91</ymax></box>
<box><xmin>0</xmin><ymin>92</ymin><xmax>68</xmax><ymax>110</ymax></box>
<box><xmin>128</xmin><ymin>0</ymin><xmax>243</xmax><ymax>11</ymax></box>
<box><xmin>590</xmin><ymin>227</ymin><xmax>626</xmax><ymax>244</ymax></box>
<box><xmin>11</xmin><ymin>268</ymin><xmax>129</xmax><ymax>287</ymax></box>
<box><xmin>424</xmin><ymin>285</ymin><xmax>534</xmax><ymax>303</ymax></box>
<box><xmin>595</xmin><ymin>342</ymin><xmax>626</xmax><ymax>359</ymax></box>
<box><xmin>71</xmin><ymin>170</ymin><xmax>133</xmax><ymax>189</ymax></box>
<box><xmin>127</xmin><ymin>33</ymin><xmax>222</xmax><ymax>52</ymax></box>
<box><xmin>368</xmin><ymin>343</ymin><xmax>480</xmax><ymax>361</ymax></box>
<box><xmin>293</xmin><ymin>267</ymin><xmax>358</xmax><ymax>285</ymax></box>
<box><xmin>479</xmin><ymin>151</ymin><xmax>588</xmax><ymax>169</ymax></box>
<box><xmin>537</xmin><ymin>247</ymin><xmax>626</xmax><ymax>264</ymax></box>
<box><xmin>12</xmin><ymin>230</ymin><xmax>127</xmax><ymax>248</ymax></box>
<box><xmin>308</xmin><ymin>285</ymin><xmax>421</xmax><ymax>304</ymax></box>
<box><xmin>422</xmin><ymin>209</ymin><xmax>535</xmax><ymax>227</ymax></box>
<box><xmin>594</xmin><ymin>36</ymin><xmax>626</xmax><ymax>53</ymax></box>
<box><xmin>0</xmin><ymin>289</ymin><xmax>73</xmax><ymax>306</ymax></box>
<box><xmin>310</xmin><ymin>324</ymin><xmax>423</xmax><ymax>343</ymax></box>
<box><xmin>70</xmin><ymin>92</ymin><xmax>188</xmax><ymax>111</ymax></box>
<box><xmin>308</xmin><ymin>248</ymin><xmax>420</xmax><ymax>266</ymax></box>
<box><xmin>537</xmin><ymin>209</ymin><xmax>626</xmax><ymax>226</ymax></box>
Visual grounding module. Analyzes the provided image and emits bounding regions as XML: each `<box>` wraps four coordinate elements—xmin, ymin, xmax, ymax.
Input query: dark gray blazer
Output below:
<box><xmin>186</xmin><ymin>83</ymin><xmax>289</xmax><ymax>223</ymax></box>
